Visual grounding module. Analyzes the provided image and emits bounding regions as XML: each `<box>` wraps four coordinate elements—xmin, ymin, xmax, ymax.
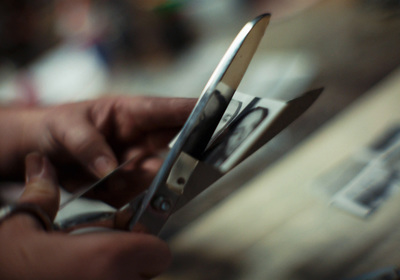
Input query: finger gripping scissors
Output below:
<box><xmin>55</xmin><ymin>14</ymin><xmax>323</xmax><ymax>235</ymax></box>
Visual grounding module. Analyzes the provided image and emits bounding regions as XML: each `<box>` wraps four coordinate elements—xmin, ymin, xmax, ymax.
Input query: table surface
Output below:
<box><xmin>156</xmin><ymin>64</ymin><xmax>400</xmax><ymax>280</ymax></box>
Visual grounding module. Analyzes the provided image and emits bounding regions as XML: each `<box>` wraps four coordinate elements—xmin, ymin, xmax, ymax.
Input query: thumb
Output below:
<box><xmin>18</xmin><ymin>153</ymin><xmax>60</xmax><ymax>221</ymax></box>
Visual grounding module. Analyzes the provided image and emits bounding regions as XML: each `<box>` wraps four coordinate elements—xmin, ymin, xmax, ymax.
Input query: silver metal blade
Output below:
<box><xmin>171</xmin><ymin>88</ymin><xmax>323</xmax><ymax>213</ymax></box>
<box><xmin>181</xmin><ymin>14</ymin><xmax>271</xmax><ymax>159</ymax></box>
<box><xmin>59</xmin><ymin>158</ymin><xmax>135</xmax><ymax>210</ymax></box>
<box><xmin>127</xmin><ymin>14</ymin><xmax>271</xmax><ymax>235</ymax></box>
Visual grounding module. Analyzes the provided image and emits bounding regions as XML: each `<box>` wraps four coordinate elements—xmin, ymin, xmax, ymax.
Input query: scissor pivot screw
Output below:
<box><xmin>177</xmin><ymin>177</ymin><xmax>186</xmax><ymax>185</ymax></box>
<box><xmin>152</xmin><ymin>196</ymin><xmax>172</xmax><ymax>212</ymax></box>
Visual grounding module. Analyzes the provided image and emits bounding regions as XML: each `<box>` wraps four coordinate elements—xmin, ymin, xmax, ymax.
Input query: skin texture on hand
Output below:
<box><xmin>37</xmin><ymin>96</ymin><xmax>195</xmax><ymax>176</ymax></box>
<box><xmin>0</xmin><ymin>153</ymin><xmax>172</xmax><ymax>280</ymax></box>
<box><xmin>0</xmin><ymin>95</ymin><xmax>196</xmax><ymax>206</ymax></box>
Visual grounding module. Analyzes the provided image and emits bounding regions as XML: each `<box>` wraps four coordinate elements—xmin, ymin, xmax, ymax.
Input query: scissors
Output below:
<box><xmin>55</xmin><ymin>13</ymin><xmax>323</xmax><ymax>235</ymax></box>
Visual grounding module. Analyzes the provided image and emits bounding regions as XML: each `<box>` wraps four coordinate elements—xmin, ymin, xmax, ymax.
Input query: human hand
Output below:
<box><xmin>4</xmin><ymin>96</ymin><xmax>195</xmax><ymax>206</ymax></box>
<box><xmin>0</xmin><ymin>153</ymin><xmax>171</xmax><ymax>280</ymax></box>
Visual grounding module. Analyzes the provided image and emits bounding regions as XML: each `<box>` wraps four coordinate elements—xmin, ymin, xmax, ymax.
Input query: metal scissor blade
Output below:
<box><xmin>171</xmin><ymin>88</ymin><xmax>323</xmax><ymax>213</ymax></box>
<box><xmin>219</xmin><ymin>88</ymin><xmax>324</xmax><ymax>172</ymax></box>
<box><xmin>126</xmin><ymin>14</ymin><xmax>271</xmax><ymax>235</ymax></box>
<box><xmin>205</xmin><ymin>13</ymin><xmax>271</xmax><ymax>91</ymax></box>
<box><xmin>181</xmin><ymin>13</ymin><xmax>271</xmax><ymax>159</ymax></box>
<box><xmin>59</xmin><ymin>154</ymin><xmax>140</xmax><ymax>210</ymax></box>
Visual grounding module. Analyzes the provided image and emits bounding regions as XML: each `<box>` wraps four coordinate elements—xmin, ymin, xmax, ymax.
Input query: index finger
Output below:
<box><xmin>113</xmin><ymin>97</ymin><xmax>196</xmax><ymax>137</ymax></box>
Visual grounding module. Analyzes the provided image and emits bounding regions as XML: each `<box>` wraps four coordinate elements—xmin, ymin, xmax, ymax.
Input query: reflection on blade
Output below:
<box><xmin>59</xmin><ymin>156</ymin><xmax>138</xmax><ymax>210</ymax></box>
<box><xmin>181</xmin><ymin>14</ymin><xmax>271</xmax><ymax>159</ymax></box>
<box><xmin>216</xmin><ymin>88</ymin><xmax>323</xmax><ymax>172</ymax></box>
<box><xmin>171</xmin><ymin>88</ymin><xmax>323</xmax><ymax>213</ymax></box>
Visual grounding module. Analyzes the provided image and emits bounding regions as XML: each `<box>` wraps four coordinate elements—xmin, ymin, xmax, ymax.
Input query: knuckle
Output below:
<box><xmin>63</xmin><ymin>127</ymin><xmax>91</xmax><ymax>151</ymax></box>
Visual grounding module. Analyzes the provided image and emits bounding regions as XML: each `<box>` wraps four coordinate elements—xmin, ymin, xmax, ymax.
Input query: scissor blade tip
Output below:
<box><xmin>260</xmin><ymin>13</ymin><xmax>272</xmax><ymax>18</ymax></box>
<box><xmin>248</xmin><ymin>13</ymin><xmax>271</xmax><ymax>34</ymax></box>
<box><xmin>298</xmin><ymin>87</ymin><xmax>324</xmax><ymax>106</ymax></box>
<box><xmin>311</xmin><ymin>87</ymin><xmax>325</xmax><ymax>97</ymax></box>
<box><xmin>305</xmin><ymin>87</ymin><xmax>324</xmax><ymax>99</ymax></box>
<box><xmin>255</xmin><ymin>13</ymin><xmax>271</xmax><ymax>22</ymax></box>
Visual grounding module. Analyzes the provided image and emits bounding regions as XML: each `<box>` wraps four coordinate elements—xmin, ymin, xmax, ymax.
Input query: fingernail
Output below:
<box><xmin>93</xmin><ymin>156</ymin><xmax>117</xmax><ymax>178</ymax></box>
<box><xmin>25</xmin><ymin>153</ymin><xmax>44</xmax><ymax>183</ymax></box>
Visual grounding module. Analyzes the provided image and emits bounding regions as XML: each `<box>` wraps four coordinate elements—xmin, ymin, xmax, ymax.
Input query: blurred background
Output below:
<box><xmin>1</xmin><ymin>0</ymin><xmax>400</xmax><ymax>275</ymax></box>
<box><xmin>1</xmin><ymin>0</ymin><xmax>399</xmax><ymax>105</ymax></box>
